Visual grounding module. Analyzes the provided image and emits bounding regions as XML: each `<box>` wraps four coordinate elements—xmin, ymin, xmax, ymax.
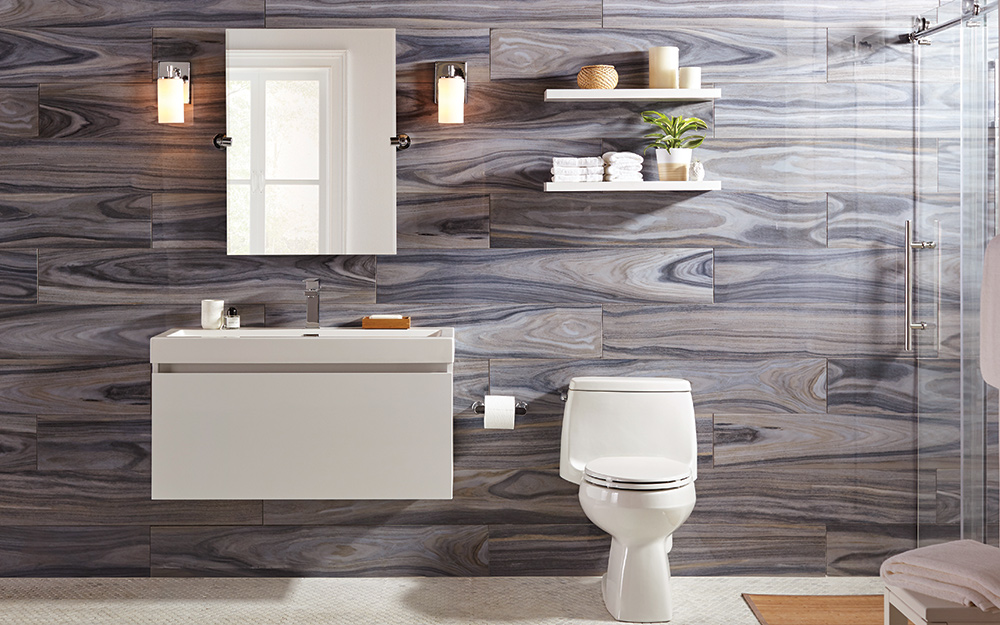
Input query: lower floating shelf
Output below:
<box><xmin>544</xmin><ymin>181</ymin><xmax>722</xmax><ymax>192</ymax></box>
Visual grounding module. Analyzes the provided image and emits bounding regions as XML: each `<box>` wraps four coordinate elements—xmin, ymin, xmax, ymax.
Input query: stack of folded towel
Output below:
<box><xmin>551</xmin><ymin>157</ymin><xmax>604</xmax><ymax>183</ymax></box>
<box><xmin>602</xmin><ymin>151</ymin><xmax>644</xmax><ymax>182</ymax></box>
<box><xmin>881</xmin><ymin>540</ymin><xmax>1000</xmax><ymax>612</ymax></box>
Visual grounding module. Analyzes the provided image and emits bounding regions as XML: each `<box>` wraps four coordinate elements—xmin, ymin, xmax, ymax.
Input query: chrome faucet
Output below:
<box><xmin>303</xmin><ymin>279</ymin><xmax>320</xmax><ymax>328</ymax></box>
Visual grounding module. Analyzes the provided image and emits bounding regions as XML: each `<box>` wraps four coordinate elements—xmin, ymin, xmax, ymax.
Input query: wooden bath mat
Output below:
<box><xmin>742</xmin><ymin>594</ymin><xmax>889</xmax><ymax>625</ymax></box>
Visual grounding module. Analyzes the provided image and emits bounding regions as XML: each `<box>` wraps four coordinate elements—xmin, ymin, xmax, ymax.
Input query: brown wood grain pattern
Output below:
<box><xmin>0</xmin><ymin>251</ymin><xmax>37</xmax><ymax>304</ymax></box>
<box><xmin>396</xmin><ymin>194</ymin><xmax>489</xmax><ymax>249</ymax></box>
<box><xmin>0</xmin><ymin>87</ymin><xmax>38</xmax><ymax>137</ymax></box>
<box><xmin>0</xmin><ymin>191</ymin><xmax>150</xmax><ymax>248</ymax></box>
<box><xmin>266</xmin><ymin>0</ymin><xmax>602</xmax><ymax>29</ymax></box>
<box><xmin>488</xmin><ymin>525</ymin><xmax>610</xmax><ymax>576</ymax></box>
<box><xmin>742</xmin><ymin>594</ymin><xmax>883</xmax><ymax>625</ymax></box>
<box><xmin>0</xmin><ymin>470</ymin><xmax>261</xmax><ymax>525</ymax></box>
<box><xmin>150</xmin><ymin>525</ymin><xmax>489</xmax><ymax>577</ymax></box>
<box><xmin>671</xmin><ymin>524</ymin><xmax>827</xmax><ymax>577</ymax></box>
<box><xmin>38</xmin><ymin>250</ymin><xmax>375</xmax><ymax>305</ymax></box>
<box><xmin>0</xmin><ymin>526</ymin><xmax>148</xmax><ymax>576</ymax></box>
<box><xmin>0</xmin><ymin>415</ymin><xmax>36</xmax><ymax>471</ymax></box>
<box><xmin>376</xmin><ymin>248</ymin><xmax>713</xmax><ymax>304</ymax></box>
<box><xmin>491</xmin><ymin>192</ymin><xmax>827</xmax><ymax>249</ymax></box>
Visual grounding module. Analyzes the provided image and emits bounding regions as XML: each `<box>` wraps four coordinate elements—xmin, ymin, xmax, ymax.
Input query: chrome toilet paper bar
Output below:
<box><xmin>471</xmin><ymin>400</ymin><xmax>528</xmax><ymax>416</ymax></box>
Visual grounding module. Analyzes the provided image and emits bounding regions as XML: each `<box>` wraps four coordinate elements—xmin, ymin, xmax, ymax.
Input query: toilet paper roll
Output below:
<box><xmin>483</xmin><ymin>395</ymin><xmax>516</xmax><ymax>430</ymax></box>
<box><xmin>201</xmin><ymin>299</ymin><xmax>225</xmax><ymax>330</ymax></box>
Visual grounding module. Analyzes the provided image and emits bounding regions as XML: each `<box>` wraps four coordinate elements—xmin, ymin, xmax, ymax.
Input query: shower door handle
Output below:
<box><xmin>904</xmin><ymin>219</ymin><xmax>936</xmax><ymax>351</ymax></box>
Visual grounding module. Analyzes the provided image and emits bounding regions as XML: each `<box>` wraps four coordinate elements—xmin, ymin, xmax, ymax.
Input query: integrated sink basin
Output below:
<box><xmin>151</xmin><ymin>327</ymin><xmax>455</xmax><ymax>500</ymax></box>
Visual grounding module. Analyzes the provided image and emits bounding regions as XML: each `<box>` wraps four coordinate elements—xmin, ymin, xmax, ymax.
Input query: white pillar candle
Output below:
<box><xmin>649</xmin><ymin>46</ymin><xmax>679</xmax><ymax>89</ymax></box>
<box><xmin>679</xmin><ymin>67</ymin><xmax>702</xmax><ymax>90</ymax></box>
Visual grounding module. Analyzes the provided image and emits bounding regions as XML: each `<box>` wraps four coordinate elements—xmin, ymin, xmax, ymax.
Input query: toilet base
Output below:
<box><xmin>601</xmin><ymin>536</ymin><xmax>673</xmax><ymax>622</ymax></box>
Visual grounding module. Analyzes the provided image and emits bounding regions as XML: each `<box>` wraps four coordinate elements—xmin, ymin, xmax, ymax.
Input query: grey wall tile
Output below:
<box><xmin>396</xmin><ymin>194</ymin><xmax>489</xmax><ymax>249</ymax></box>
<box><xmin>0</xmin><ymin>28</ymin><xmax>151</xmax><ymax>83</ymax></box>
<box><xmin>377</xmin><ymin>249</ymin><xmax>713</xmax><ymax>304</ymax></box>
<box><xmin>490</xmin><ymin>28</ymin><xmax>827</xmax><ymax>83</ymax></box>
<box><xmin>37</xmin><ymin>415</ymin><xmax>149</xmax><ymax>472</ymax></box>
<box><xmin>152</xmin><ymin>193</ymin><xmax>226</xmax><ymax>250</ymax></box>
<box><xmin>0</xmin><ymin>415</ymin><xmax>36</xmax><ymax>471</ymax></box>
<box><xmin>826</xmin><ymin>523</ymin><xmax>960</xmax><ymax>576</ymax></box>
<box><xmin>714</xmin><ymin>248</ymin><xmax>901</xmax><ymax>304</ymax></box>
<box><xmin>0</xmin><ymin>360</ymin><xmax>149</xmax><ymax>415</ymax></box>
<box><xmin>0</xmin><ymin>251</ymin><xmax>37</xmax><ymax>304</ymax></box>
<box><xmin>0</xmin><ymin>1</ymin><xmax>263</xmax><ymax>28</ymax></box>
<box><xmin>828</xmin><ymin>29</ymin><xmax>917</xmax><ymax>83</ymax></box>
<box><xmin>396</xmin><ymin>30</ymin><xmax>491</xmax><ymax>85</ymax></box>
<box><xmin>0</xmin><ymin>526</ymin><xmax>148</xmax><ymax>576</ymax></box>
<box><xmin>266</xmin><ymin>0</ymin><xmax>602</xmax><ymax>28</ymax></box>
<box><xmin>0</xmin><ymin>87</ymin><xmax>38</xmax><ymax>137</ymax></box>
<box><xmin>489</xmin><ymin>525</ymin><xmax>609</xmax><ymax>576</ymax></box>
<box><xmin>151</xmin><ymin>525</ymin><xmax>489</xmax><ymax>577</ymax></box>
<box><xmin>604</xmin><ymin>303</ymin><xmax>904</xmax><ymax>359</ymax></box>
<box><xmin>38</xmin><ymin>251</ymin><xmax>375</xmax><ymax>305</ymax></box>
<box><xmin>491</xmin><ymin>192</ymin><xmax>827</xmax><ymax>249</ymax></box>
<box><xmin>671</xmin><ymin>524</ymin><xmax>827</xmax><ymax>576</ymax></box>
<box><xmin>490</xmin><ymin>358</ymin><xmax>827</xmax><ymax>414</ymax></box>
<box><xmin>827</xmin><ymin>358</ymin><xmax>960</xmax><ymax>415</ymax></box>
<box><xmin>0</xmin><ymin>192</ymin><xmax>150</xmax><ymax>248</ymax></box>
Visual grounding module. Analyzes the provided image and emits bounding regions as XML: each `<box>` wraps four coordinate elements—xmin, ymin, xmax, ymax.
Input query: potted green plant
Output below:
<box><xmin>640</xmin><ymin>111</ymin><xmax>707</xmax><ymax>181</ymax></box>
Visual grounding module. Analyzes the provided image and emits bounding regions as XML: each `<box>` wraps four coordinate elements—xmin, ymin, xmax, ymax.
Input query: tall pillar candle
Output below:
<box><xmin>679</xmin><ymin>67</ymin><xmax>702</xmax><ymax>89</ymax></box>
<box><xmin>649</xmin><ymin>46</ymin><xmax>679</xmax><ymax>89</ymax></box>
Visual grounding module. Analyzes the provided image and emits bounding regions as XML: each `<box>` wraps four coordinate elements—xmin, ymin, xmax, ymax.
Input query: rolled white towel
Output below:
<box><xmin>605</xmin><ymin>162</ymin><xmax>643</xmax><ymax>174</ymax></box>
<box><xmin>553</xmin><ymin>156</ymin><xmax>604</xmax><ymax>168</ymax></box>
<box><xmin>551</xmin><ymin>166</ymin><xmax>605</xmax><ymax>176</ymax></box>
<box><xmin>604</xmin><ymin>172</ymin><xmax>644</xmax><ymax>182</ymax></box>
<box><xmin>603</xmin><ymin>151</ymin><xmax>644</xmax><ymax>165</ymax></box>
<box><xmin>552</xmin><ymin>173</ymin><xmax>604</xmax><ymax>183</ymax></box>
<box><xmin>881</xmin><ymin>540</ymin><xmax>1000</xmax><ymax>613</ymax></box>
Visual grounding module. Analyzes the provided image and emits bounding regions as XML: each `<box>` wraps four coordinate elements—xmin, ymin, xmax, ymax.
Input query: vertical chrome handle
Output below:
<box><xmin>905</xmin><ymin>219</ymin><xmax>936</xmax><ymax>351</ymax></box>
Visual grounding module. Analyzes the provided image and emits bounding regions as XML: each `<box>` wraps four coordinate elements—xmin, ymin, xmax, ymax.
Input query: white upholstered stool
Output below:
<box><xmin>886</xmin><ymin>585</ymin><xmax>1000</xmax><ymax>625</ymax></box>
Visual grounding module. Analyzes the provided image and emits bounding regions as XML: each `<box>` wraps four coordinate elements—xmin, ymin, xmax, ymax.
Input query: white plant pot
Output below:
<box><xmin>655</xmin><ymin>148</ymin><xmax>692</xmax><ymax>182</ymax></box>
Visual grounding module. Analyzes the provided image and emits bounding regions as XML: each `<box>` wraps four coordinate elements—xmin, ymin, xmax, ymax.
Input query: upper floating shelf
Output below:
<box><xmin>545</xmin><ymin>181</ymin><xmax>722</xmax><ymax>192</ymax></box>
<box><xmin>543</xmin><ymin>88</ymin><xmax>722</xmax><ymax>102</ymax></box>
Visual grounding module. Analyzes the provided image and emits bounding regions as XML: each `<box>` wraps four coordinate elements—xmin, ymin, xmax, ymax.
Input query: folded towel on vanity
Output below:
<box><xmin>553</xmin><ymin>156</ymin><xmax>604</xmax><ymax>168</ymax></box>
<box><xmin>551</xmin><ymin>166</ymin><xmax>605</xmax><ymax>176</ymax></box>
<box><xmin>604</xmin><ymin>172</ymin><xmax>644</xmax><ymax>182</ymax></box>
<box><xmin>552</xmin><ymin>173</ymin><xmax>603</xmax><ymax>183</ymax></box>
<box><xmin>603</xmin><ymin>151</ymin><xmax>644</xmax><ymax>165</ymax></box>
<box><xmin>605</xmin><ymin>162</ymin><xmax>643</xmax><ymax>174</ymax></box>
<box><xmin>982</xmin><ymin>235</ymin><xmax>1000</xmax><ymax>387</ymax></box>
<box><xmin>880</xmin><ymin>540</ymin><xmax>1000</xmax><ymax>613</ymax></box>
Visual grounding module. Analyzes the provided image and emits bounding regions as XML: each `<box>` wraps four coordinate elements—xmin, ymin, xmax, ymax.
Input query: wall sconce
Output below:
<box><xmin>434</xmin><ymin>61</ymin><xmax>467</xmax><ymax>124</ymax></box>
<box><xmin>157</xmin><ymin>61</ymin><xmax>190</xmax><ymax>124</ymax></box>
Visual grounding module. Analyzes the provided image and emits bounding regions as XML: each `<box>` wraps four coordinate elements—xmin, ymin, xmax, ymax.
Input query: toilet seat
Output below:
<box><xmin>583</xmin><ymin>456</ymin><xmax>693</xmax><ymax>491</ymax></box>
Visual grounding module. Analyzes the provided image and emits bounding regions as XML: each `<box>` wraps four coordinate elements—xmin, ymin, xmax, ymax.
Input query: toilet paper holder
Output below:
<box><xmin>471</xmin><ymin>400</ymin><xmax>528</xmax><ymax>416</ymax></box>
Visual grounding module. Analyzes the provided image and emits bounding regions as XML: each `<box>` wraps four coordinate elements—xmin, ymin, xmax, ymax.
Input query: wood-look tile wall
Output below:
<box><xmin>0</xmin><ymin>0</ymin><xmax>979</xmax><ymax>578</ymax></box>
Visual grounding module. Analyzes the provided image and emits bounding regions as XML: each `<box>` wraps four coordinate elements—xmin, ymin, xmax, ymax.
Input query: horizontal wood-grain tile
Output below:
<box><xmin>37</xmin><ymin>415</ymin><xmax>149</xmax><ymax>472</ymax></box>
<box><xmin>0</xmin><ymin>87</ymin><xmax>38</xmax><ymax>137</ymax></box>
<box><xmin>0</xmin><ymin>470</ymin><xmax>260</xmax><ymax>525</ymax></box>
<box><xmin>396</xmin><ymin>30</ymin><xmax>491</xmax><ymax>85</ymax></box>
<box><xmin>490</xmin><ymin>192</ymin><xmax>827</xmax><ymax>249</ymax></box>
<box><xmin>38</xmin><ymin>250</ymin><xmax>374</xmax><ymax>305</ymax></box>
<box><xmin>0</xmin><ymin>415</ymin><xmax>36</xmax><ymax>471</ymax></box>
<box><xmin>714</xmin><ymin>248</ymin><xmax>901</xmax><ymax>304</ymax></box>
<box><xmin>39</xmin><ymin>83</ymin><xmax>162</xmax><ymax>140</ymax></box>
<box><xmin>0</xmin><ymin>251</ymin><xmax>37</xmax><ymax>304</ymax></box>
<box><xmin>0</xmin><ymin>28</ymin><xmax>151</xmax><ymax>83</ymax></box>
<box><xmin>376</xmin><ymin>249</ymin><xmax>712</xmax><ymax>304</ymax></box>
<box><xmin>151</xmin><ymin>525</ymin><xmax>489</xmax><ymax>577</ymax></box>
<box><xmin>0</xmin><ymin>526</ymin><xmax>148</xmax><ymax>577</ymax></box>
<box><xmin>396</xmin><ymin>194</ymin><xmax>489</xmax><ymax>249</ymax></box>
<box><xmin>828</xmin><ymin>29</ymin><xmax>918</xmax><ymax>83</ymax></box>
<box><xmin>826</xmin><ymin>523</ymin><xmax>961</xmax><ymax>576</ymax></box>
<box><xmin>669</xmin><ymin>524</ymin><xmax>827</xmax><ymax>576</ymax></box>
<box><xmin>152</xmin><ymin>193</ymin><xmax>226</xmax><ymax>250</ymax></box>
<box><xmin>0</xmin><ymin>304</ymin><xmax>264</xmax><ymax>359</ymax></box>
<box><xmin>603</xmin><ymin>0</ymin><xmax>932</xmax><ymax>28</ymax></box>
<box><xmin>713</xmin><ymin>413</ymin><xmax>916</xmax><ymax>470</ymax></box>
<box><xmin>265</xmin><ymin>303</ymin><xmax>601</xmax><ymax>359</ymax></box>
<box><xmin>827</xmin><ymin>358</ymin><xmax>960</xmax><ymax>415</ymax></box>
<box><xmin>1</xmin><ymin>1</ymin><xmax>263</xmax><ymax>27</ymax></box>
<box><xmin>266</xmin><ymin>0</ymin><xmax>602</xmax><ymax>28</ymax></box>
<box><xmin>827</xmin><ymin>192</ymin><xmax>960</xmax><ymax>250</ymax></box>
<box><xmin>263</xmin><ymin>469</ymin><xmax>587</xmax><ymax>526</ymax></box>
<box><xmin>0</xmin><ymin>191</ymin><xmax>150</xmax><ymax>248</ymax></box>
<box><xmin>489</xmin><ymin>525</ymin><xmax>609</xmax><ymax>576</ymax></box>
<box><xmin>604</xmin><ymin>304</ymin><xmax>903</xmax><ymax>359</ymax></box>
<box><xmin>490</xmin><ymin>28</ymin><xmax>826</xmax><ymax>82</ymax></box>
<box><xmin>489</xmin><ymin>358</ymin><xmax>827</xmax><ymax>414</ymax></box>
<box><xmin>0</xmin><ymin>359</ymin><xmax>149</xmax><ymax>415</ymax></box>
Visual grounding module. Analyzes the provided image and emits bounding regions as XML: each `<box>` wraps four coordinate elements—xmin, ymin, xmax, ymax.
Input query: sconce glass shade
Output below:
<box><xmin>158</xmin><ymin>75</ymin><xmax>185</xmax><ymax>124</ymax></box>
<box><xmin>437</xmin><ymin>75</ymin><xmax>465</xmax><ymax>124</ymax></box>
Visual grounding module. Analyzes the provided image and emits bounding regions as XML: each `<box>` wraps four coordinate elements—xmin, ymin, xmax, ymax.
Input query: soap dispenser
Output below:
<box><xmin>224</xmin><ymin>306</ymin><xmax>240</xmax><ymax>329</ymax></box>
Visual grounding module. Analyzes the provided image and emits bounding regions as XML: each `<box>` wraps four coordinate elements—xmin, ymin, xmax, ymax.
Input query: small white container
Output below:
<box><xmin>201</xmin><ymin>299</ymin><xmax>225</xmax><ymax>330</ymax></box>
<box><xmin>679</xmin><ymin>67</ymin><xmax>701</xmax><ymax>89</ymax></box>
<box><xmin>655</xmin><ymin>148</ymin><xmax>692</xmax><ymax>182</ymax></box>
<box><xmin>648</xmin><ymin>46</ymin><xmax>679</xmax><ymax>89</ymax></box>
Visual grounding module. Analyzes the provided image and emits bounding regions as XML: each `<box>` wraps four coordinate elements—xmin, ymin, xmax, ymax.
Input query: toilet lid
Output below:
<box><xmin>583</xmin><ymin>456</ymin><xmax>693</xmax><ymax>491</ymax></box>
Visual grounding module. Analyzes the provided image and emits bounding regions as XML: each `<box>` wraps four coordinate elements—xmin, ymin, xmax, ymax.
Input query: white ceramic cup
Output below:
<box><xmin>201</xmin><ymin>299</ymin><xmax>225</xmax><ymax>330</ymax></box>
<box><xmin>679</xmin><ymin>67</ymin><xmax>702</xmax><ymax>89</ymax></box>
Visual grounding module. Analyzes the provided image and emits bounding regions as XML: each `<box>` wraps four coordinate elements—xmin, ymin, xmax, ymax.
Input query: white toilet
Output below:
<box><xmin>560</xmin><ymin>376</ymin><xmax>698</xmax><ymax>623</ymax></box>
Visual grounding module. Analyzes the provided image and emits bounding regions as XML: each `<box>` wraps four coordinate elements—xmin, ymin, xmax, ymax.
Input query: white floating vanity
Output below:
<box><xmin>150</xmin><ymin>327</ymin><xmax>455</xmax><ymax>500</ymax></box>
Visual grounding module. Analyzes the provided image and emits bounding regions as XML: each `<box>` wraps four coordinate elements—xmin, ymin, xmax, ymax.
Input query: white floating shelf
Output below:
<box><xmin>544</xmin><ymin>181</ymin><xmax>722</xmax><ymax>192</ymax></box>
<box><xmin>543</xmin><ymin>88</ymin><xmax>721</xmax><ymax>102</ymax></box>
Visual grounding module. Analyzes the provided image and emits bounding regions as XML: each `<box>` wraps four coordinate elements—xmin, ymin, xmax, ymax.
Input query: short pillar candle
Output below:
<box><xmin>679</xmin><ymin>67</ymin><xmax>701</xmax><ymax>89</ymax></box>
<box><xmin>649</xmin><ymin>46</ymin><xmax>679</xmax><ymax>89</ymax></box>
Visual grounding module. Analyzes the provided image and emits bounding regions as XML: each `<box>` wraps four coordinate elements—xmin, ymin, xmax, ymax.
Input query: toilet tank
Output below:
<box><xmin>559</xmin><ymin>376</ymin><xmax>697</xmax><ymax>485</ymax></box>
